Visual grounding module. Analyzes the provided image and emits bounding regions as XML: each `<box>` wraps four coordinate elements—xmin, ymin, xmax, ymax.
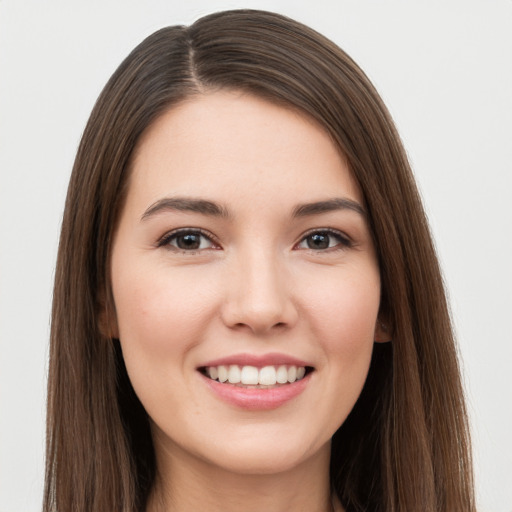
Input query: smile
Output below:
<box><xmin>198</xmin><ymin>356</ymin><xmax>315</xmax><ymax>410</ymax></box>
<box><xmin>201</xmin><ymin>364</ymin><xmax>310</xmax><ymax>387</ymax></box>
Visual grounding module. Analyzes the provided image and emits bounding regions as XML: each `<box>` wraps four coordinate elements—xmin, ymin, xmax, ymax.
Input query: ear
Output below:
<box><xmin>374</xmin><ymin>317</ymin><xmax>392</xmax><ymax>343</ymax></box>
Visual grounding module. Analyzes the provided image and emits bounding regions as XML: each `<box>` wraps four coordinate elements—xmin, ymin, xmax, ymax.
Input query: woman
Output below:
<box><xmin>44</xmin><ymin>9</ymin><xmax>475</xmax><ymax>512</ymax></box>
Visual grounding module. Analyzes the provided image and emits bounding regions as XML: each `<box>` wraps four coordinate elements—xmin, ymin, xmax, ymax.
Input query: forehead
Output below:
<box><xmin>127</xmin><ymin>90</ymin><xmax>362</xmax><ymax>211</ymax></box>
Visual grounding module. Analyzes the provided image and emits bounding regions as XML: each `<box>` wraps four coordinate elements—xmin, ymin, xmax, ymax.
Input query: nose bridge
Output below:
<box><xmin>222</xmin><ymin>243</ymin><xmax>296</xmax><ymax>333</ymax></box>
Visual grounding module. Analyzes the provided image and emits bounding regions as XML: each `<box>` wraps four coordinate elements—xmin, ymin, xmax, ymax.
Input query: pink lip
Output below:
<box><xmin>199</xmin><ymin>352</ymin><xmax>311</xmax><ymax>369</ymax></box>
<box><xmin>197</xmin><ymin>353</ymin><xmax>314</xmax><ymax>410</ymax></box>
<box><xmin>201</xmin><ymin>372</ymin><xmax>311</xmax><ymax>410</ymax></box>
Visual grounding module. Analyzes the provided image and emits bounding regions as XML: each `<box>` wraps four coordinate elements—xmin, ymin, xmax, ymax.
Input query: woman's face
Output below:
<box><xmin>110</xmin><ymin>91</ymin><xmax>382</xmax><ymax>475</ymax></box>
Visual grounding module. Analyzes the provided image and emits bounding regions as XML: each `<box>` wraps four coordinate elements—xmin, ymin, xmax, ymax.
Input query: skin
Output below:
<box><xmin>110</xmin><ymin>90</ymin><xmax>386</xmax><ymax>512</ymax></box>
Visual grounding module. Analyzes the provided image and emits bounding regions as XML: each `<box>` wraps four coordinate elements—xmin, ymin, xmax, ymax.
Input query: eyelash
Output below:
<box><xmin>157</xmin><ymin>228</ymin><xmax>352</xmax><ymax>253</ymax></box>
<box><xmin>295</xmin><ymin>228</ymin><xmax>352</xmax><ymax>252</ymax></box>
<box><xmin>156</xmin><ymin>228</ymin><xmax>220</xmax><ymax>252</ymax></box>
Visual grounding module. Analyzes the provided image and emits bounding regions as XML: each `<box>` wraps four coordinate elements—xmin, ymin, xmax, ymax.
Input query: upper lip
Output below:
<box><xmin>198</xmin><ymin>352</ymin><xmax>312</xmax><ymax>369</ymax></box>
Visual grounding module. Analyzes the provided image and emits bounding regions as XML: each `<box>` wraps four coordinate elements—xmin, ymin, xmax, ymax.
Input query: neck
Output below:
<box><xmin>146</xmin><ymin>437</ymin><xmax>342</xmax><ymax>512</ymax></box>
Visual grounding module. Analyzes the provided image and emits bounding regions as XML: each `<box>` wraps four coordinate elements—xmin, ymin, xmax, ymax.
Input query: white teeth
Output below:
<box><xmin>228</xmin><ymin>365</ymin><xmax>241</xmax><ymax>384</ymax></box>
<box><xmin>276</xmin><ymin>365</ymin><xmax>288</xmax><ymax>384</ymax></box>
<box><xmin>240</xmin><ymin>365</ymin><xmax>259</xmax><ymax>385</ymax></box>
<box><xmin>217</xmin><ymin>365</ymin><xmax>228</xmax><ymax>382</ymax></box>
<box><xmin>259</xmin><ymin>366</ymin><xmax>277</xmax><ymax>386</ymax></box>
<box><xmin>205</xmin><ymin>364</ymin><xmax>308</xmax><ymax>386</ymax></box>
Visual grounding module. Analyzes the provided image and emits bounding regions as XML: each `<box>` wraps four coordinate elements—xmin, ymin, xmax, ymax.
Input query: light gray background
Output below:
<box><xmin>1</xmin><ymin>1</ymin><xmax>511</xmax><ymax>511</ymax></box>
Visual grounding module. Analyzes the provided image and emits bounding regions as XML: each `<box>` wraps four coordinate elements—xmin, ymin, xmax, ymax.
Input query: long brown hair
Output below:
<box><xmin>45</xmin><ymin>9</ymin><xmax>475</xmax><ymax>512</ymax></box>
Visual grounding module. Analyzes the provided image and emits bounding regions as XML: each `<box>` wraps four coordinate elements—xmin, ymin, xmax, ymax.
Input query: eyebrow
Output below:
<box><xmin>292</xmin><ymin>198</ymin><xmax>366</xmax><ymax>218</ymax></box>
<box><xmin>141</xmin><ymin>196</ymin><xmax>366</xmax><ymax>221</ymax></box>
<box><xmin>141</xmin><ymin>197</ymin><xmax>230</xmax><ymax>221</ymax></box>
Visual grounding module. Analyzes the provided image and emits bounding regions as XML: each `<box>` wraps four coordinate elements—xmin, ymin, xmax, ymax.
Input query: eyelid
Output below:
<box><xmin>156</xmin><ymin>227</ymin><xmax>221</xmax><ymax>250</ymax></box>
<box><xmin>294</xmin><ymin>228</ymin><xmax>353</xmax><ymax>250</ymax></box>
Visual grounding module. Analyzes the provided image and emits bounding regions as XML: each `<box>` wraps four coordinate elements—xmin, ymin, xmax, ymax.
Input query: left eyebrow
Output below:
<box><xmin>292</xmin><ymin>198</ymin><xmax>366</xmax><ymax>218</ymax></box>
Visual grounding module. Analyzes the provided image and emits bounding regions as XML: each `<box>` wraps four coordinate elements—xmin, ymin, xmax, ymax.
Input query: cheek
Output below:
<box><xmin>300</xmin><ymin>263</ymin><xmax>381</xmax><ymax>359</ymax></box>
<box><xmin>290</xmin><ymin>262</ymin><xmax>381</xmax><ymax>437</ymax></box>
<box><xmin>111</xmin><ymin>265</ymin><xmax>223</xmax><ymax>421</ymax></box>
<box><xmin>111</xmin><ymin>264</ymin><xmax>221</xmax><ymax>362</ymax></box>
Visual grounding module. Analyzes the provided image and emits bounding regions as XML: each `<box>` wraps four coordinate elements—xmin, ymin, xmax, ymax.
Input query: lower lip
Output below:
<box><xmin>201</xmin><ymin>373</ymin><xmax>311</xmax><ymax>410</ymax></box>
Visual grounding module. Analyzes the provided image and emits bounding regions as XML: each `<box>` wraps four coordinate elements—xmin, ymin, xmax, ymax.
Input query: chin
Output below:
<box><xmin>201</xmin><ymin>438</ymin><xmax>331</xmax><ymax>476</ymax></box>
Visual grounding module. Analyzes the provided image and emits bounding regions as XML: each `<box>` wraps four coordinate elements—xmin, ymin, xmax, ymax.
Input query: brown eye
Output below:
<box><xmin>297</xmin><ymin>230</ymin><xmax>351</xmax><ymax>251</ymax></box>
<box><xmin>175</xmin><ymin>233</ymin><xmax>202</xmax><ymax>250</ymax></box>
<box><xmin>159</xmin><ymin>230</ymin><xmax>216</xmax><ymax>251</ymax></box>
<box><xmin>306</xmin><ymin>233</ymin><xmax>330</xmax><ymax>249</ymax></box>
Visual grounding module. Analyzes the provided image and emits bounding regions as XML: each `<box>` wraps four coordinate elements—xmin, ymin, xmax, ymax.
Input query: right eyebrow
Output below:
<box><xmin>141</xmin><ymin>197</ymin><xmax>231</xmax><ymax>221</ymax></box>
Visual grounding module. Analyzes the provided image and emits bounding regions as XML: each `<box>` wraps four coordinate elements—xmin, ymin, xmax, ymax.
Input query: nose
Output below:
<box><xmin>220</xmin><ymin>249</ymin><xmax>298</xmax><ymax>335</ymax></box>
